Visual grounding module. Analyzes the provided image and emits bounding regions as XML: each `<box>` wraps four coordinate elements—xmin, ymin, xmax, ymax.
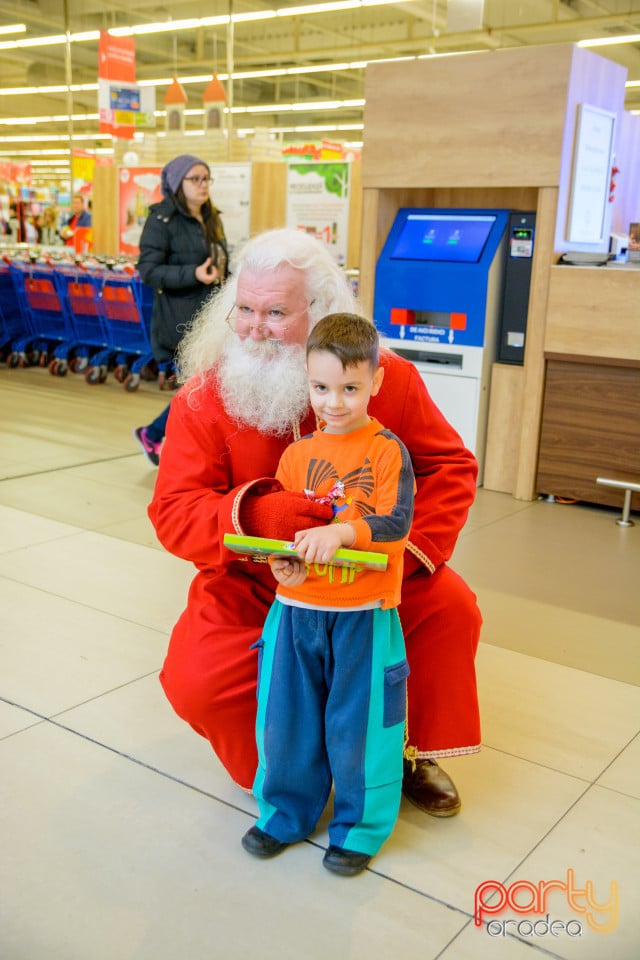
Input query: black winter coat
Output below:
<box><xmin>137</xmin><ymin>194</ymin><xmax>228</xmax><ymax>363</ymax></box>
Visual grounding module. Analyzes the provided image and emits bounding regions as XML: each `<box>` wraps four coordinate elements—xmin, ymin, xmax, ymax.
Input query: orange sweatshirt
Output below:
<box><xmin>275</xmin><ymin>417</ymin><xmax>415</xmax><ymax>609</ymax></box>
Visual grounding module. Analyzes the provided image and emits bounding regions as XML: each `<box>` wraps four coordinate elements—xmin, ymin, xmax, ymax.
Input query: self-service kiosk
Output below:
<box><xmin>374</xmin><ymin>208</ymin><xmax>510</xmax><ymax>482</ymax></box>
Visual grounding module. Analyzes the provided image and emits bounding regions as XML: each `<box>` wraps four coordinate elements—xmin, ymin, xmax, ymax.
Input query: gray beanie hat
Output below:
<box><xmin>161</xmin><ymin>154</ymin><xmax>210</xmax><ymax>196</ymax></box>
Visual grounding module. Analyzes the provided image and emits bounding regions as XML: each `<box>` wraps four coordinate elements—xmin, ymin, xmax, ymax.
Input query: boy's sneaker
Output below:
<box><xmin>241</xmin><ymin>826</ymin><xmax>288</xmax><ymax>859</ymax></box>
<box><xmin>323</xmin><ymin>845</ymin><xmax>371</xmax><ymax>877</ymax></box>
<box><xmin>133</xmin><ymin>426</ymin><xmax>161</xmax><ymax>467</ymax></box>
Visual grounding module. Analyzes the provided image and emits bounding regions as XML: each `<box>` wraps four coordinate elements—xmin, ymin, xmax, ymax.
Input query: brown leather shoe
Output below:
<box><xmin>402</xmin><ymin>758</ymin><xmax>461</xmax><ymax>817</ymax></box>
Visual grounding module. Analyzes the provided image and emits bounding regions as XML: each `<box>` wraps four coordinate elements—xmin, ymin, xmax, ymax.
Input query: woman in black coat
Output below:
<box><xmin>134</xmin><ymin>154</ymin><xmax>228</xmax><ymax>466</ymax></box>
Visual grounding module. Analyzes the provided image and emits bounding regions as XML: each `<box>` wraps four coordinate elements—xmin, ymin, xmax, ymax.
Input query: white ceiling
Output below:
<box><xmin>1</xmin><ymin>0</ymin><xmax>639</xmax><ymax>185</ymax></box>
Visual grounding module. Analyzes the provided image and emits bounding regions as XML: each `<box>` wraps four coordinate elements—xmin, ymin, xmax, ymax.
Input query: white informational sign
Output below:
<box><xmin>210</xmin><ymin>163</ymin><xmax>252</xmax><ymax>255</ymax></box>
<box><xmin>566</xmin><ymin>103</ymin><xmax>616</xmax><ymax>245</ymax></box>
<box><xmin>98</xmin><ymin>79</ymin><xmax>156</xmax><ymax>132</ymax></box>
<box><xmin>285</xmin><ymin>162</ymin><xmax>351</xmax><ymax>266</ymax></box>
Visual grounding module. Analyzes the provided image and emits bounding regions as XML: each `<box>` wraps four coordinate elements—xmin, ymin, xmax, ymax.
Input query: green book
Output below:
<box><xmin>223</xmin><ymin>533</ymin><xmax>388</xmax><ymax>570</ymax></box>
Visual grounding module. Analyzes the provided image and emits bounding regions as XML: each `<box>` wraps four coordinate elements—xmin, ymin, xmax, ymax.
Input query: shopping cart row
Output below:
<box><xmin>0</xmin><ymin>255</ymin><xmax>174</xmax><ymax>391</ymax></box>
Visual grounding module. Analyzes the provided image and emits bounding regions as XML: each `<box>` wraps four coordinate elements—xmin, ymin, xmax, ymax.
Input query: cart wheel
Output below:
<box><xmin>158</xmin><ymin>370</ymin><xmax>167</xmax><ymax>390</ymax></box>
<box><xmin>48</xmin><ymin>358</ymin><xmax>58</xmax><ymax>376</ymax></box>
<box><xmin>85</xmin><ymin>366</ymin><xmax>102</xmax><ymax>385</ymax></box>
<box><xmin>28</xmin><ymin>349</ymin><xmax>41</xmax><ymax>366</ymax></box>
<box><xmin>98</xmin><ymin>365</ymin><xmax>109</xmax><ymax>383</ymax></box>
<box><xmin>70</xmin><ymin>355</ymin><xmax>88</xmax><ymax>374</ymax></box>
<box><xmin>113</xmin><ymin>364</ymin><xmax>129</xmax><ymax>383</ymax></box>
<box><xmin>124</xmin><ymin>373</ymin><xmax>140</xmax><ymax>392</ymax></box>
<box><xmin>140</xmin><ymin>363</ymin><xmax>157</xmax><ymax>381</ymax></box>
<box><xmin>8</xmin><ymin>352</ymin><xmax>21</xmax><ymax>368</ymax></box>
<box><xmin>55</xmin><ymin>360</ymin><xmax>68</xmax><ymax>377</ymax></box>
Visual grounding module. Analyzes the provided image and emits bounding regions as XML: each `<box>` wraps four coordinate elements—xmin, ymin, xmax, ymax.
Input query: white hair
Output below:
<box><xmin>176</xmin><ymin>228</ymin><xmax>358</xmax><ymax>403</ymax></box>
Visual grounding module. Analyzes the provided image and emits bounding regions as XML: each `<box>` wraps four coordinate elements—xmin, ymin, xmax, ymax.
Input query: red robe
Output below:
<box><xmin>149</xmin><ymin>348</ymin><xmax>482</xmax><ymax>789</ymax></box>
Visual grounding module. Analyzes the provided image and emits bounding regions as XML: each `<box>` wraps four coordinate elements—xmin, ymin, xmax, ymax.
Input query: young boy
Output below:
<box><xmin>241</xmin><ymin>313</ymin><xmax>416</xmax><ymax>877</ymax></box>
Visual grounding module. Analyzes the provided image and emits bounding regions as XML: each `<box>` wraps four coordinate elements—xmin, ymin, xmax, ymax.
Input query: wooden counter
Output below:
<box><xmin>544</xmin><ymin>264</ymin><xmax>640</xmax><ymax>362</ymax></box>
<box><xmin>536</xmin><ymin>264</ymin><xmax>640</xmax><ymax>510</ymax></box>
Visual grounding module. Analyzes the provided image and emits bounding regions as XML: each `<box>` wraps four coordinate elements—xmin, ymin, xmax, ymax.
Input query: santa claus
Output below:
<box><xmin>149</xmin><ymin>228</ymin><xmax>482</xmax><ymax>817</ymax></box>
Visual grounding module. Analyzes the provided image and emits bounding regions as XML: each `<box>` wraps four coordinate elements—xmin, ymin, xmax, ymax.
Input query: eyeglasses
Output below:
<box><xmin>183</xmin><ymin>176</ymin><xmax>213</xmax><ymax>186</ymax></box>
<box><xmin>225</xmin><ymin>305</ymin><xmax>291</xmax><ymax>342</ymax></box>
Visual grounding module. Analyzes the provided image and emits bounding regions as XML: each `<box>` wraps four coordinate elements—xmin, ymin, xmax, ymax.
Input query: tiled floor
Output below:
<box><xmin>1</xmin><ymin>366</ymin><xmax>639</xmax><ymax>960</ymax></box>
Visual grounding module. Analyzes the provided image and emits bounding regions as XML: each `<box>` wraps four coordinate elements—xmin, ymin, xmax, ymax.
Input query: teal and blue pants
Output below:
<box><xmin>252</xmin><ymin>601</ymin><xmax>409</xmax><ymax>856</ymax></box>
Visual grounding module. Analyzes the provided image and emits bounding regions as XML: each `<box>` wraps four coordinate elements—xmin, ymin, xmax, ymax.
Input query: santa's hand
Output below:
<box><xmin>241</xmin><ymin>489</ymin><xmax>333</xmax><ymax>540</ymax></box>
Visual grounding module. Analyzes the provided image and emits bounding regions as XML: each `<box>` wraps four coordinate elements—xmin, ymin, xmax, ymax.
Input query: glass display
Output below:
<box><xmin>391</xmin><ymin>213</ymin><xmax>497</xmax><ymax>263</ymax></box>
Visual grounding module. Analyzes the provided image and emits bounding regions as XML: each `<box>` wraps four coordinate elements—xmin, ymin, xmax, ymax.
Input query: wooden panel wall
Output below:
<box><xmin>346</xmin><ymin>159</ymin><xmax>362</xmax><ymax>271</ymax></box>
<box><xmin>91</xmin><ymin>164</ymin><xmax>118</xmax><ymax>257</ymax></box>
<box><xmin>512</xmin><ymin>186</ymin><xmax>559</xmax><ymax>500</ymax></box>
<box><xmin>545</xmin><ymin>266</ymin><xmax>640</xmax><ymax>362</ymax></box>
<box><xmin>362</xmin><ymin>45</ymin><xmax>573</xmax><ymax>189</ymax></box>
<box><xmin>537</xmin><ymin>358</ymin><xmax>640</xmax><ymax>509</ymax></box>
<box><xmin>484</xmin><ymin>364</ymin><xmax>525</xmax><ymax>494</ymax></box>
<box><xmin>250</xmin><ymin>162</ymin><xmax>287</xmax><ymax>236</ymax></box>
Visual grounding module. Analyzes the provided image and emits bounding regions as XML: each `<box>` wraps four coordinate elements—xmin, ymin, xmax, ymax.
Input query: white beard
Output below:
<box><xmin>217</xmin><ymin>336</ymin><xmax>310</xmax><ymax>436</ymax></box>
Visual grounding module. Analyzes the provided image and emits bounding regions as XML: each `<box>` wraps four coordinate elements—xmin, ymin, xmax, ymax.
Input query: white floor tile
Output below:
<box><xmin>0</xmin><ymin>699</ymin><xmax>42</xmax><ymax>738</ymax></box>
<box><xmin>54</xmin><ymin>674</ymin><xmax>253</xmax><ymax>809</ymax></box>
<box><xmin>452</xmin><ymin>498</ymin><xmax>640</xmax><ymax>629</ymax></box>
<box><xmin>0</xmin><ymin>577</ymin><xmax>164</xmax><ymax>716</ymax></box>
<box><xmin>477</xmin><ymin>644</ymin><xmax>640</xmax><ymax>780</ymax></box>
<box><xmin>438</xmin><ymin>921</ymin><xmax>562</xmax><ymax>959</ymax></box>
<box><xmin>473</xmin><ymin>588</ymin><xmax>640</xmax><ymax>685</ymax></box>
<box><xmin>0</xmin><ymin>504</ymin><xmax>80</xmax><ymax>552</ymax></box>
<box><xmin>0</xmin><ymin>722</ymin><xmax>468</xmax><ymax>960</ymax></box>
<box><xmin>490</xmin><ymin>785</ymin><xmax>640</xmax><ymax>960</ymax></box>
<box><xmin>596</xmin><ymin>733</ymin><xmax>640</xmax><ymax>800</ymax></box>
<box><xmin>0</xmin><ymin>469</ymin><xmax>152</xmax><ymax>529</ymax></box>
<box><xmin>0</xmin><ymin>530</ymin><xmax>193</xmax><ymax>633</ymax></box>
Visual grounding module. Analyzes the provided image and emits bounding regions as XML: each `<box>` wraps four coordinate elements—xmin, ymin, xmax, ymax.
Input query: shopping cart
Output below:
<box><xmin>9</xmin><ymin>259</ymin><xmax>74</xmax><ymax>370</ymax></box>
<box><xmin>52</xmin><ymin>264</ymin><xmax>154</xmax><ymax>387</ymax></box>
<box><xmin>0</xmin><ymin>260</ymin><xmax>31</xmax><ymax>365</ymax></box>
<box><xmin>53</xmin><ymin>265</ymin><xmax>112</xmax><ymax>377</ymax></box>
<box><xmin>91</xmin><ymin>269</ymin><xmax>155</xmax><ymax>389</ymax></box>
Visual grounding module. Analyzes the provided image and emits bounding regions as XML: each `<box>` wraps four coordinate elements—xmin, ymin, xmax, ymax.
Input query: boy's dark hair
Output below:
<box><xmin>307</xmin><ymin>313</ymin><xmax>379</xmax><ymax>370</ymax></box>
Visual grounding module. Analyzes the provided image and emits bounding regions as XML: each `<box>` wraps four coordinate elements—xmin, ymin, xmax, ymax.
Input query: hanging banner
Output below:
<box><xmin>98</xmin><ymin>32</ymin><xmax>155</xmax><ymax>139</ymax></box>
<box><xmin>210</xmin><ymin>163</ymin><xmax>252</xmax><ymax>254</ymax></box>
<box><xmin>117</xmin><ymin>165</ymin><xmax>162</xmax><ymax>256</ymax></box>
<box><xmin>72</xmin><ymin>150</ymin><xmax>95</xmax><ymax>197</ymax></box>
<box><xmin>285</xmin><ymin>161</ymin><xmax>350</xmax><ymax>266</ymax></box>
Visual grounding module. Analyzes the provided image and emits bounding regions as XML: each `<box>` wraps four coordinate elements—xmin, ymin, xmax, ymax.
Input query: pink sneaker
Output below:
<box><xmin>133</xmin><ymin>426</ymin><xmax>162</xmax><ymax>467</ymax></box>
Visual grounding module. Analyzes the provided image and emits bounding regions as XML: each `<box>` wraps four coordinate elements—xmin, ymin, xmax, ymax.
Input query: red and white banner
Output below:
<box><xmin>98</xmin><ymin>32</ymin><xmax>155</xmax><ymax>139</ymax></box>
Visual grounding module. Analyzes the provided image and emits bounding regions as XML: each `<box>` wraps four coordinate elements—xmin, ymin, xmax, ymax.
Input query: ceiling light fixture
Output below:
<box><xmin>577</xmin><ymin>34</ymin><xmax>640</xmax><ymax>48</ymax></box>
<box><xmin>0</xmin><ymin>51</ymin><xmax>483</xmax><ymax>99</ymax></box>
<box><xmin>0</xmin><ymin>23</ymin><xmax>26</xmax><ymax>36</ymax></box>
<box><xmin>0</xmin><ymin>1</ymin><xmax>418</xmax><ymax>48</ymax></box>
<box><xmin>0</xmin><ymin>133</ymin><xmax>112</xmax><ymax>144</ymax></box>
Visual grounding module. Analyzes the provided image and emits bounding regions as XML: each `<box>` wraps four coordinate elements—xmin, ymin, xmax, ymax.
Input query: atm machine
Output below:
<box><xmin>374</xmin><ymin>208</ymin><xmax>510</xmax><ymax>482</ymax></box>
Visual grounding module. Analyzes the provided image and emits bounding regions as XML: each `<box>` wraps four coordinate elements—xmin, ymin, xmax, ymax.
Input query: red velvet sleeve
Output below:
<box><xmin>148</xmin><ymin>384</ymin><xmax>282</xmax><ymax>570</ymax></box>
<box><xmin>369</xmin><ymin>350</ymin><xmax>478</xmax><ymax>574</ymax></box>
